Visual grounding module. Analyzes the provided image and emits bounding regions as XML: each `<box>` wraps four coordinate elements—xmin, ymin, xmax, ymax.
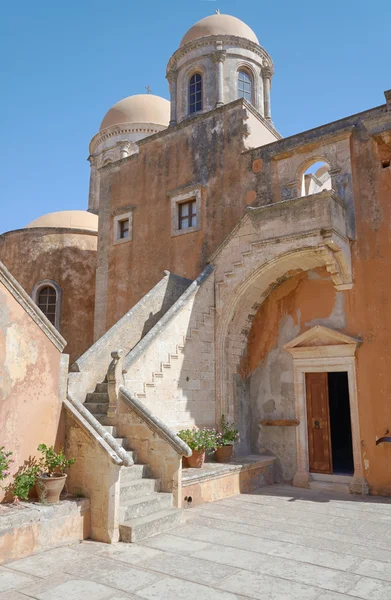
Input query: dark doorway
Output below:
<box><xmin>328</xmin><ymin>372</ymin><xmax>354</xmax><ymax>475</ymax></box>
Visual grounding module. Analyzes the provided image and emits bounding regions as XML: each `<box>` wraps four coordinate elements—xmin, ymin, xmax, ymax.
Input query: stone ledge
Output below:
<box><xmin>0</xmin><ymin>498</ymin><xmax>90</xmax><ymax>564</ymax></box>
<box><xmin>182</xmin><ymin>454</ymin><xmax>275</xmax><ymax>485</ymax></box>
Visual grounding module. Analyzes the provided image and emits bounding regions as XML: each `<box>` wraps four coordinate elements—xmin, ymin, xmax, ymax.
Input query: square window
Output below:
<box><xmin>113</xmin><ymin>211</ymin><xmax>133</xmax><ymax>245</ymax></box>
<box><xmin>170</xmin><ymin>188</ymin><xmax>202</xmax><ymax>237</ymax></box>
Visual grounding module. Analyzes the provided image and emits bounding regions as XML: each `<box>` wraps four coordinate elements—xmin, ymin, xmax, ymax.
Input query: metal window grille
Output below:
<box><xmin>238</xmin><ymin>70</ymin><xmax>253</xmax><ymax>103</ymax></box>
<box><xmin>38</xmin><ymin>286</ymin><xmax>57</xmax><ymax>326</ymax></box>
<box><xmin>178</xmin><ymin>200</ymin><xmax>197</xmax><ymax>230</ymax></box>
<box><xmin>189</xmin><ymin>73</ymin><xmax>203</xmax><ymax>114</ymax></box>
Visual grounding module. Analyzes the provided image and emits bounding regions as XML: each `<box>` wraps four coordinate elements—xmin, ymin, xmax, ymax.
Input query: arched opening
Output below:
<box><xmin>301</xmin><ymin>160</ymin><xmax>331</xmax><ymax>197</ymax></box>
<box><xmin>32</xmin><ymin>280</ymin><xmax>61</xmax><ymax>330</ymax></box>
<box><xmin>189</xmin><ymin>73</ymin><xmax>203</xmax><ymax>114</ymax></box>
<box><xmin>237</xmin><ymin>69</ymin><xmax>253</xmax><ymax>104</ymax></box>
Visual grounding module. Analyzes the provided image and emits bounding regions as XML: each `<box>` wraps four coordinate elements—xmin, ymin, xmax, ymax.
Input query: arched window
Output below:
<box><xmin>189</xmin><ymin>73</ymin><xmax>203</xmax><ymax>114</ymax></box>
<box><xmin>32</xmin><ymin>280</ymin><xmax>61</xmax><ymax>330</ymax></box>
<box><xmin>238</xmin><ymin>70</ymin><xmax>253</xmax><ymax>103</ymax></box>
<box><xmin>301</xmin><ymin>160</ymin><xmax>331</xmax><ymax>196</ymax></box>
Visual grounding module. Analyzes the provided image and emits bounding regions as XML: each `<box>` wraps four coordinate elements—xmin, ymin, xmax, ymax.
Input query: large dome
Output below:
<box><xmin>180</xmin><ymin>14</ymin><xmax>259</xmax><ymax>46</ymax></box>
<box><xmin>26</xmin><ymin>210</ymin><xmax>98</xmax><ymax>231</ymax></box>
<box><xmin>100</xmin><ymin>94</ymin><xmax>170</xmax><ymax>131</ymax></box>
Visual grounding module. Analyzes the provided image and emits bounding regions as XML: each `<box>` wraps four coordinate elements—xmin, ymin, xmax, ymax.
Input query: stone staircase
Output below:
<box><xmin>84</xmin><ymin>381</ymin><xmax>182</xmax><ymax>542</ymax></box>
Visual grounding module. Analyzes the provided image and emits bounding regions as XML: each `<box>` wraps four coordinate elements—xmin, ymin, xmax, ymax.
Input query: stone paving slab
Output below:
<box><xmin>2</xmin><ymin>485</ymin><xmax>391</xmax><ymax>599</ymax></box>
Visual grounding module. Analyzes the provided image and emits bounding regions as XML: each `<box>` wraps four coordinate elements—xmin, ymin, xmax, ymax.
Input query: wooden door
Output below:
<box><xmin>305</xmin><ymin>372</ymin><xmax>332</xmax><ymax>473</ymax></box>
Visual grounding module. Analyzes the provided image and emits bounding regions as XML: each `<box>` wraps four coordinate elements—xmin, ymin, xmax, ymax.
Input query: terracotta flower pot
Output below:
<box><xmin>216</xmin><ymin>445</ymin><xmax>234</xmax><ymax>463</ymax></box>
<box><xmin>36</xmin><ymin>473</ymin><xmax>67</xmax><ymax>503</ymax></box>
<box><xmin>187</xmin><ymin>450</ymin><xmax>205</xmax><ymax>468</ymax></box>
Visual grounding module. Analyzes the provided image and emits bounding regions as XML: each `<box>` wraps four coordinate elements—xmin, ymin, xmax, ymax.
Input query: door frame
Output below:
<box><xmin>284</xmin><ymin>326</ymin><xmax>368</xmax><ymax>495</ymax></box>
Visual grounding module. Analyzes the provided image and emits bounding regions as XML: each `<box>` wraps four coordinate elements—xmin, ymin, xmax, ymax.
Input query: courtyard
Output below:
<box><xmin>1</xmin><ymin>485</ymin><xmax>391</xmax><ymax>600</ymax></box>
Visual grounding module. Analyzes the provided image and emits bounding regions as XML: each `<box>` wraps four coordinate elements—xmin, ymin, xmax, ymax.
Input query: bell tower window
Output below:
<box><xmin>189</xmin><ymin>73</ymin><xmax>203</xmax><ymax>114</ymax></box>
<box><xmin>238</xmin><ymin>69</ymin><xmax>253</xmax><ymax>103</ymax></box>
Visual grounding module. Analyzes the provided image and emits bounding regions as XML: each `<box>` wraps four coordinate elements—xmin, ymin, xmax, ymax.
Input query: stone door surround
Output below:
<box><xmin>284</xmin><ymin>325</ymin><xmax>368</xmax><ymax>495</ymax></box>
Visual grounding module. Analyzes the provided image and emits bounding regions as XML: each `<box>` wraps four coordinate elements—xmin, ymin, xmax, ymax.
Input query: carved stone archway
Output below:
<box><xmin>284</xmin><ymin>326</ymin><xmax>368</xmax><ymax>495</ymax></box>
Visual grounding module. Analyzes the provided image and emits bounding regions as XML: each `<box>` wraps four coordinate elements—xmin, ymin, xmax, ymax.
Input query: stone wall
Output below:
<box><xmin>65</xmin><ymin>411</ymin><xmax>121</xmax><ymax>543</ymax></box>
<box><xmin>0</xmin><ymin>261</ymin><xmax>68</xmax><ymax>502</ymax></box>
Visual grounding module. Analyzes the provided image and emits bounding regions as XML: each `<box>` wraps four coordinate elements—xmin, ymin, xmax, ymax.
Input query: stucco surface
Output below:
<box><xmin>0</xmin><ymin>229</ymin><xmax>97</xmax><ymax>363</ymax></box>
<box><xmin>0</xmin><ymin>279</ymin><xmax>66</xmax><ymax>502</ymax></box>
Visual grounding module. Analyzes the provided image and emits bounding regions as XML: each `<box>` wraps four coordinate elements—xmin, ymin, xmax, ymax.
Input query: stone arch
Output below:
<box><xmin>215</xmin><ymin>246</ymin><xmax>352</xmax><ymax>453</ymax></box>
<box><xmin>297</xmin><ymin>156</ymin><xmax>332</xmax><ymax>197</ymax></box>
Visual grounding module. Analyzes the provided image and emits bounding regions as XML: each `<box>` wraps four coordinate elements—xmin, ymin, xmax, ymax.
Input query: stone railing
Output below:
<box><xmin>68</xmin><ymin>271</ymin><xmax>191</xmax><ymax>404</ymax></box>
<box><xmin>118</xmin><ymin>386</ymin><xmax>192</xmax><ymax>458</ymax></box>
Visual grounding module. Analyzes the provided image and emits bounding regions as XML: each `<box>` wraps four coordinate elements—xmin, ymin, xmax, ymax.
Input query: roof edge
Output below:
<box><xmin>0</xmin><ymin>260</ymin><xmax>67</xmax><ymax>352</ymax></box>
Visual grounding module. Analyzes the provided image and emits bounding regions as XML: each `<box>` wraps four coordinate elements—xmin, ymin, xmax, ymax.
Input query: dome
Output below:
<box><xmin>100</xmin><ymin>94</ymin><xmax>170</xmax><ymax>131</ymax></box>
<box><xmin>180</xmin><ymin>14</ymin><xmax>259</xmax><ymax>46</ymax></box>
<box><xmin>26</xmin><ymin>210</ymin><xmax>98</xmax><ymax>231</ymax></box>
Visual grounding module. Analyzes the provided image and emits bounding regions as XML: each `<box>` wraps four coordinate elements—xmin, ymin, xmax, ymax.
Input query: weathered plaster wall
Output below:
<box><xmin>0</xmin><ymin>277</ymin><xmax>67</xmax><ymax>502</ymax></box>
<box><xmin>237</xmin><ymin>112</ymin><xmax>391</xmax><ymax>493</ymax></box>
<box><xmin>0</xmin><ymin>229</ymin><xmax>97</xmax><ymax>363</ymax></box>
<box><xmin>95</xmin><ymin>101</ymin><xmax>263</xmax><ymax>336</ymax></box>
<box><xmin>243</xmin><ymin>268</ymin><xmax>343</xmax><ymax>480</ymax></box>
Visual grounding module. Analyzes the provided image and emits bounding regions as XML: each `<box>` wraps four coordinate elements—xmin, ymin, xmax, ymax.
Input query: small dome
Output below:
<box><xmin>100</xmin><ymin>94</ymin><xmax>170</xmax><ymax>131</ymax></box>
<box><xmin>181</xmin><ymin>14</ymin><xmax>259</xmax><ymax>46</ymax></box>
<box><xmin>26</xmin><ymin>210</ymin><xmax>98</xmax><ymax>231</ymax></box>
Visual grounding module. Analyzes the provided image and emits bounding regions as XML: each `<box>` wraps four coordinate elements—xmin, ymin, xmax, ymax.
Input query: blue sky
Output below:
<box><xmin>1</xmin><ymin>0</ymin><xmax>389</xmax><ymax>234</ymax></box>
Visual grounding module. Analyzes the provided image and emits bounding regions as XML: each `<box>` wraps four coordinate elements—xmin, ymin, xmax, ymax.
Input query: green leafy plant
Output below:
<box><xmin>177</xmin><ymin>427</ymin><xmax>217</xmax><ymax>452</ymax></box>
<box><xmin>37</xmin><ymin>444</ymin><xmax>75</xmax><ymax>476</ymax></box>
<box><xmin>0</xmin><ymin>446</ymin><xmax>13</xmax><ymax>482</ymax></box>
<box><xmin>215</xmin><ymin>414</ymin><xmax>239</xmax><ymax>447</ymax></box>
<box><xmin>13</xmin><ymin>464</ymin><xmax>40</xmax><ymax>501</ymax></box>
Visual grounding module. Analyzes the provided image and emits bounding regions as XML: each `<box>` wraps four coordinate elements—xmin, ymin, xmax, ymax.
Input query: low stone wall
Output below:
<box><xmin>181</xmin><ymin>455</ymin><xmax>276</xmax><ymax>507</ymax></box>
<box><xmin>0</xmin><ymin>498</ymin><xmax>90</xmax><ymax>564</ymax></box>
<box><xmin>65</xmin><ymin>411</ymin><xmax>121</xmax><ymax>543</ymax></box>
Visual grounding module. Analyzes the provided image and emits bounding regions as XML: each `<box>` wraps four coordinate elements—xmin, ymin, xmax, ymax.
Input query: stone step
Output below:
<box><xmin>120</xmin><ymin>508</ymin><xmax>182</xmax><ymax>543</ymax></box>
<box><xmin>119</xmin><ymin>492</ymin><xmax>172</xmax><ymax>521</ymax></box>
<box><xmin>120</xmin><ymin>464</ymin><xmax>150</xmax><ymax>484</ymax></box>
<box><xmin>120</xmin><ymin>478</ymin><xmax>160</xmax><ymax>500</ymax></box>
<box><xmin>86</xmin><ymin>392</ymin><xmax>109</xmax><ymax>403</ymax></box>
<box><xmin>84</xmin><ymin>402</ymin><xmax>109</xmax><ymax>415</ymax></box>
<box><xmin>114</xmin><ymin>438</ymin><xmax>129</xmax><ymax>449</ymax></box>
<box><xmin>102</xmin><ymin>425</ymin><xmax>117</xmax><ymax>436</ymax></box>
<box><xmin>94</xmin><ymin>383</ymin><xmax>109</xmax><ymax>393</ymax></box>
<box><xmin>309</xmin><ymin>480</ymin><xmax>350</xmax><ymax>494</ymax></box>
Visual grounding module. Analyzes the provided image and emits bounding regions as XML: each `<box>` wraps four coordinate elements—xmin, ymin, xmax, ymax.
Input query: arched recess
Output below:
<box><xmin>215</xmin><ymin>246</ymin><xmax>352</xmax><ymax>456</ymax></box>
<box><xmin>31</xmin><ymin>279</ymin><xmax>62</xmax><ymax>331</ymax></box>
<box><xmin>297</xmin><ymin>156</ymin><xmax>332</xmax><ymax>197</ymax></box>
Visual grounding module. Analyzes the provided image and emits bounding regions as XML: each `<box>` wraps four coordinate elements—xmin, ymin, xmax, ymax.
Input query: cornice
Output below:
<box><xmin>0</xmin><ymin>260</ymin><xmax>67</xmax><ymax>352</ymax></box>
<box><xmin>0</xmin><ymin>227</ymin><xmax>98</xmax><ymax>238</ymax></box>
<box><xmin>89</xmin><ymin>124</ymin><xmax>164</xmax><ymax>155</ymax></box>
<box><xmin>166</xmin><ymin>35</ymin><xmax>274</xmax><ymax>75</ymax></box>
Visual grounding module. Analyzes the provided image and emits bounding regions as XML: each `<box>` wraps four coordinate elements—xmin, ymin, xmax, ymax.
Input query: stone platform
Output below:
<box><xmin>0</xmin><ymin>497</ymin><xmax>90</xmax><ymax>564</ymax></box>
<box><xmin>181</xmin><ymin>454</ymin><xmax>275</xmax><ymax>507</ymax></box>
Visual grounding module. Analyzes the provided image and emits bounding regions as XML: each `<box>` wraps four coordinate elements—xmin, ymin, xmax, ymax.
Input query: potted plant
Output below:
<box><xmin>215</xmin><ymin>415</ymin><xmax>239</xmax><ymax>463</ymax></box>
<box><xmin>177</xmin><ymin>428</ymin><xmax>217</xmax><ymax>468</ymax></box>
<box><xmin>12</xmin><ymin>445</ymin><xmax>75</xmax><ymax>503</ymax></box>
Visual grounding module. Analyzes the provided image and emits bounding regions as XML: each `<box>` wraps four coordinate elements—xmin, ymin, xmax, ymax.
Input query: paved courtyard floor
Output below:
<box><xmin>1</xmin><ymin>485</ymin><xmax>391</xmax><ymax>600</ymax></box>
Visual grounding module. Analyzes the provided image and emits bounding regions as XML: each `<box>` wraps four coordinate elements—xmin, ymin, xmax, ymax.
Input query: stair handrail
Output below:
<box><xmin>66</xmin><ymin>392</ymin><xmax>134</xmax><ymax>466</ymax></box>
<box><xmin>118</xmin><ymin>385</ymin><xmax>192</xmax><ymax>458</ymax></box>
<box><xmin>123</xmin><ymin>264</ymin><xmax>214</xmax><ymax>373</ymax></box>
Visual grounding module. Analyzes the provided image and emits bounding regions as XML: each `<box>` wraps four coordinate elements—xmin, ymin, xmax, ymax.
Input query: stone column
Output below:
<box><xmin>167</xmin><ymin>69</ymin><xmax>178</xmax><ymax>126</ymax></box>
<box><xmin>214</xmin><ymin>45</ymin><xmax>226</xmax><ymax>108</ymax></box>
<box><xmin>116</xmin><ymin>140</ymin><xmax>131</xmax><ymax>160</ymax></box>
<box><xmin>263</xmin><ymin>66</ymin><xmax>272</xmax><ymax>121</ymax></box>
<box><xmin>87</xmin><ymin>155</ymin><xmax>99</xmax><ymax>214</ymax></box>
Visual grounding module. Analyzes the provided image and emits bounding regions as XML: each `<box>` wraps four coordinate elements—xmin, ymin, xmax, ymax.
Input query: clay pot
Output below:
<box><xmin>187</xmin><ymin>450</ymin><xmax>205</xmax><ymax>468</ymax></box>
<box><xmin>36</xmin><ymin>473</ymin><xmax>67</xmax><ymax>503</ymax></box>
<box><xmin>216</xmin><ymin>445</ymin><xmax>234</xmax><ymax>463</ymax></box>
